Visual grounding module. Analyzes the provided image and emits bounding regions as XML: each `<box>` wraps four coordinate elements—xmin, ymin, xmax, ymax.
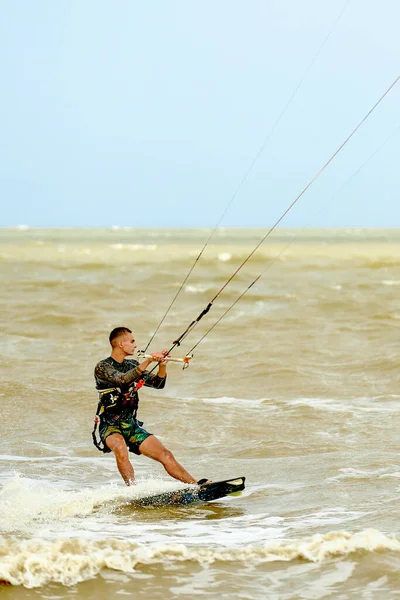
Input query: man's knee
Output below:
<box><xmin>106</xmin><ymin>435</ymin><xmax>128</xmax><ymax>458</ymax></box>
<box><xmin>159</xmin><ymin>447</ymin><xmax>175</xmax><ymax>464</ymax></box>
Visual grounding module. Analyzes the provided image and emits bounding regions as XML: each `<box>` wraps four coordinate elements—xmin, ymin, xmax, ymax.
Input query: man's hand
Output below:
<box><xmin>138</xmin><ymin>350</ymin><xmax>170</xmax><ymax>375</ymax></box>
<box><xmin>151</xmin><ymin>349</ymin><xmax>170</xmax><ymax>364</ymax></box>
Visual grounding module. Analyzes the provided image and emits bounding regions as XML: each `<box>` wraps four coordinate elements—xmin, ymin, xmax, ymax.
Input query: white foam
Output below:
<box><xmin>0</xmin><ymin>454</ymin><xmax>99</xmax><ymax>463</ymax></box>
<box><xmin>0</xmin><ymin>529</ymin><xmax>398</xmax><ymax>588</ymax></box>
<box><xmin>381</xmin><ymin>279</ymin><xmax>400</xmax><ymax>286</ymax></box>
<box><xmin>288</xmin><ymin>508</ymin><xmax>367</xmax><ymax>530</ymax></box>
<box><xmin>218</xmin><ymin>252</ymin><xmax>232</xmax><ymax>262</ymax></box>
<box><xmin>326</xmin><ymin>467</ymin><xmax>397</xmax><ymax>483</ymax></box>
<box><xmin>110</xmin><ymin>244</ymin><xmax>157</xmax><ymax>251</ymax></box>
<box><xmin>184</xmin><ymin>284</ymin><xmax>212</xmax><ymax>294</ymax></box>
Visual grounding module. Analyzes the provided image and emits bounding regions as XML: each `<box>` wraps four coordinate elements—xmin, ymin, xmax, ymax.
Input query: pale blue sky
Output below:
<box><xmin>0</xmin><ymin>0</ymin><xmax>399</xmax><ymax>227</ymax></box>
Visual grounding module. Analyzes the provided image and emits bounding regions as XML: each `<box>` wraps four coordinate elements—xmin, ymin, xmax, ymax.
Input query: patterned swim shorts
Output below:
<box><xmin>100</xmin><ymin>417</ymin><xmax>152</xmax><ymax>455</ymax></box>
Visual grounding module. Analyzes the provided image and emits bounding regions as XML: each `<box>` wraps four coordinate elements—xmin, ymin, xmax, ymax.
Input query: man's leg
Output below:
<box><xmin>105</xmin><ymin>433</ymin><xmax>135</xmax><ymax>485</ymax></box>
<box><xmin>138</xmin><ymin>435</ymin><xmax>196</xmax><ymax>484</ymax></box>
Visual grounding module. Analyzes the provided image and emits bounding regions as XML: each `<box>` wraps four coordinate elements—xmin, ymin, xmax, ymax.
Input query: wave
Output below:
<box><xmin>198</xmin><ymin>396</ymin><xmax>266</xmax><ymax>409</ymax></box>
<box><xmin>180</xmin><ymin>394</ymin><xmax>400</xmax><ymax>415</ymax></box>
<box><xmin>0</xmin><ymin>529</ymin><xmax>398</xmax><ymax>588</ymax></box>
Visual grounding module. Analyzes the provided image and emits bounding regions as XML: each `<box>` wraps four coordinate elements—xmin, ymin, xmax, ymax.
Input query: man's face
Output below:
<box><xmin>119</xmin><ymin>332</ymin><xmax>137</xmax><ymax>356</ymax></box>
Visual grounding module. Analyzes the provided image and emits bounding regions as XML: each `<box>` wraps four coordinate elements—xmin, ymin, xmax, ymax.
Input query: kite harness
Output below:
<box><xmin>92</xmin><ymin>379</ymin><xmax>145</xmax><ymax>451</ymax></box>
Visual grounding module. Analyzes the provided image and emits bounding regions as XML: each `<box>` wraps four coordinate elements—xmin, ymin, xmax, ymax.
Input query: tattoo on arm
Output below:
<box><xmin>95</xmin><ymin>362</ymin><xmax>144</xmax><ymax>386</ymax></box>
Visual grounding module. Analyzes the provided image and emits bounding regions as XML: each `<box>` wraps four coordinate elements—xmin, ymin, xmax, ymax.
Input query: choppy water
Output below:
<box><xmin>0</xmin><ymin>227</ymin><xmax>399</xmax><ymax>599</ymax></box>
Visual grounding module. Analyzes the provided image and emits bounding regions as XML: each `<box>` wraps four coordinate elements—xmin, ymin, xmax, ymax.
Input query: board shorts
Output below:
<box><xmin>99</xmin><ymin>416</ymin><xmax>152</xmax><ymax>455</ymax></box>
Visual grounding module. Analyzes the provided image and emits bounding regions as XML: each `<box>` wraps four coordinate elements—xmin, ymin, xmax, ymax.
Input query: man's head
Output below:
<box><xmin>109</xmin><ymin>327</ymin><xmax>137</xmax><ymax>356</ymax></box>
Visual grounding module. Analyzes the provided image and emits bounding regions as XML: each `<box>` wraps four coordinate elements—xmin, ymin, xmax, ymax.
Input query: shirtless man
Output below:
<box><xmin>94</xmin><ymin>327</ymin><xmax>201</xmax><ymax>486</ymax></box>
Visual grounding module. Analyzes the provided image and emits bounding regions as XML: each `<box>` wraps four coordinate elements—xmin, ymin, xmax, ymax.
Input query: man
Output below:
<box><xmin>94</xmin><ymin>327</ymin><xmax>203</xmax><ymax>486</ymax></box>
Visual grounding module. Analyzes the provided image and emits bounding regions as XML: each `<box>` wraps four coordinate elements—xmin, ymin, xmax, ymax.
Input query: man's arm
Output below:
<box><xmin>95</xmin><ymin>352</ymin><xmax>168</xmax><ymax>387</ymax></box>
<box><xmin>95</xmin><ymin>357</ymin><xmax>152</xmax><ymax>387</ymax></box>
<box><xmin>143</xmin><ymin>352</ymin><xmax>168</xmax><ymax>389</ymax></box>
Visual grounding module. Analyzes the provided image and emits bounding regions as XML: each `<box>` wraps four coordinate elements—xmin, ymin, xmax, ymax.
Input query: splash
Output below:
<box><xmin>0</xmin><ymin>474</ymin><xmax>186</xmax><ymax>535</ymax></box>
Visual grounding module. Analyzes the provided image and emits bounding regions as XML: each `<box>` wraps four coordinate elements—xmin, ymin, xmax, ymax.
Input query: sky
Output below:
<box><xmin>0</xmin><ymin>0</ymin><xmax>399</xmax><ymax>228</ymax></box>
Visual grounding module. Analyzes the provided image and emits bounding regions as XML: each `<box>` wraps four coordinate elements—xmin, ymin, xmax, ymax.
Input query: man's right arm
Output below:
<box><xmin>95</xmin><ymin>361</ymin><xmax>145</xmax><ymax>387</ymax></box>
<box><xmin>94</xmin><ymin>354</ymin><xmax>165</xmax><ymax>387</ymax></box>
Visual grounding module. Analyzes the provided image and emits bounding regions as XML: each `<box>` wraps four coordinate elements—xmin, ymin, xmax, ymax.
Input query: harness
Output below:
<box><xmin>92</xmin><ymin>379</ymin><xmax>145</xmax><ymax>451</ymax></box>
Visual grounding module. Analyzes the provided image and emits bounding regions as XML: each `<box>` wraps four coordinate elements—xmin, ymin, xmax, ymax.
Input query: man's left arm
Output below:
<box><xmin>143</xmin><ymin>351</ymin><xmax>168</xmax><ymax>389</ymax></box>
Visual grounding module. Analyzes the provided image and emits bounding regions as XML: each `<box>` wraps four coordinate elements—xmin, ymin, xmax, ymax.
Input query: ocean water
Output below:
<box><xmin>0</xmin><ymin>227</ymin><xmax>399</xmax><ymax>599</ymax></box>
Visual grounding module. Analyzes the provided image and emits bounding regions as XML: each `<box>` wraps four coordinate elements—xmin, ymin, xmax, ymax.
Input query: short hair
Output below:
<box><xmin>109</xmin><ymin>327</ymin><xmax>132</xmax><ymax>346</ymax></box>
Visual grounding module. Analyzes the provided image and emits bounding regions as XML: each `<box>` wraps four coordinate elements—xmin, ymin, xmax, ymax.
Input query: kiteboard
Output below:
<box><xmin>132</xmin><ymin>476</ymin><xmax>246</xmax><ymax>507</ymax></box>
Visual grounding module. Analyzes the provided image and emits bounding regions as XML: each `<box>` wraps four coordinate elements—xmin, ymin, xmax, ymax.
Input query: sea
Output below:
<box><xmin>0</xmin><ymin>227</ymin><xmax>399</xmax><ymax>599</ymax></box>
